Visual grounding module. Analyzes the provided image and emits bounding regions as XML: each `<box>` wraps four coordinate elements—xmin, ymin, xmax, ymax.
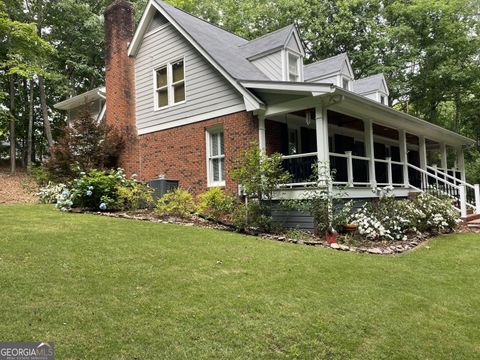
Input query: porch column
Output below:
<box><xmin>440</xmin><ymin>143</ymin><xmax>448</xmax><ymax>170</ymax></box>
<box><xmin>399</xmin><ymin>130</ymin><xmax>409</xmax><ymax>187</ymax></box>
<box><xmin>419</xmin><ymin>135</ymin><xmax>427</xmax><ymax>188</ymax></box>
<box><xmin>315</xmin><ymin>106</ymin><xmax>329</xmax><ymax>180</ymax></box>
<box><xmin>364</xmin><ymin>119</ymin><xmax>376</xmax><ymax>187</ymax></box>
<box><xmin>258</xmin><ymin>113</ymin><xmax>266</xmax><ymax>155</ymax></box>
<box><xmin>456</xmin><ymin>146</ymin><xmax>466</xmax><ymax>182</ymax></box>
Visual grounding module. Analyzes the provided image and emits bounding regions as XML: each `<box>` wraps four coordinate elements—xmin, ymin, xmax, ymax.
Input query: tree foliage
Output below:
<box><xmin>43</xmin><ymin>111</ymin><xmax>123</xmax><ymax>182</ymax></box>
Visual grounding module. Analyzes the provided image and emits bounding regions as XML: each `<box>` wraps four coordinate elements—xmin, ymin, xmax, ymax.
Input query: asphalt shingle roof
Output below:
<box><xmin>239</xmin><ymin>24</ymin><xmax>296</xmax><ymax>58</ymax></box>
<box><xmin>155</xmin><ymin>0</ymin><xmax>270</xmax><ymax>81</ymax></box>
<box><xmin>304</xmin><ymin>53</ymin><xmax>348</xmax><ymax>81</ymax></box>
<box><xmin>353</xmin><ymin>73</ymin><xmax>387</xmax><ymax>94</ymax></box>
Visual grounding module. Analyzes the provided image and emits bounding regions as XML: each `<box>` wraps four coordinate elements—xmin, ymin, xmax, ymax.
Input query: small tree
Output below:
<box><xmin>230</xmin><ymin>143</ymin><xmax>291</xmax><ymax>232</ymax></box>
<box><xmin>43</xmin><ymin>111</ymin><xmax>123</xmax><ymax>182</ymax></box>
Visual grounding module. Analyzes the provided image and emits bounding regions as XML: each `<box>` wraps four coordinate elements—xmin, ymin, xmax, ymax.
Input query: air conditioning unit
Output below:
<box><xmin>148</xmin><ymin>177</ymin><xmax>179</xmax><ymax>201</ymax></box>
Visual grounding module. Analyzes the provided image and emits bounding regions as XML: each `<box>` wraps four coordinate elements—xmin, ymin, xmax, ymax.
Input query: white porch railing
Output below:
<box><xmin>280</xmin><ymin>151</ymin><xmax>480</xmax><ymax>217</ymax></box>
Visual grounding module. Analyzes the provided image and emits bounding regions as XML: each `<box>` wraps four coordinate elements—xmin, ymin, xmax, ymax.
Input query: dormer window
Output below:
<box><xmin>380</xmin><ymin>95</ymin><xmax>386</xmax><ymax>105</ymax></box>
<box><xmin>288</xmin><ymin>52</ymin><xmax>300</xmax><ymax>81</ymax></box>
<box><xmin>342</xmin><ymin>77</ymin><xmax>350</xmax><ymax>90</ymax></box>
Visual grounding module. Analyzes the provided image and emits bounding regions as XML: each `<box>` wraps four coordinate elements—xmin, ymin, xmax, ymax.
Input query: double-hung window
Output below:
<box><xmin>288</xmin><ymin>53</ymin><xmax>300</xmax><ymax>82</ymax></box>
<box><xmin>206</xmin><ymin>127</ymin><xmax>225</xmax><ymax>186</ymax></box>
<box><xmin>154</xmin><ymin>59</ymin><xmax>185</xmax><ymax>109</ymax></box>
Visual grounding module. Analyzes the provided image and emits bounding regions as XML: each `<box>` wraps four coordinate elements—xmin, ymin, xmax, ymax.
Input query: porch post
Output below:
<box><xmin>419</xmin><ymin>135</ymin><xmax>427</xmax><ymax>188</ymax></box>
<box><xmin>315</xmin><ymin>106</ymin><xmax>329</xmax><ymax>181</ymax></box>
<box><xmin>456</xmin><ymin>146</ymin><xmax>466</xmax><ymax>182</ymax></box>
<box><xmin>364</xmin><ymin>119</ymin><xmax>376</xmax><ymax>187</ymax></box>
<box><xmin>258</xmin><ymin>113</ymin><xmax>266</xmax><ymax>155</ymax></box>
<box><xmin>440</xmin><ymin>143</ymin><xmax>448</xmax><ymax>170</ymax></box>
<box><xmin>399</xmin><ymin>130</ymin><xmax>409</xmax><ymax>187</ymax></box>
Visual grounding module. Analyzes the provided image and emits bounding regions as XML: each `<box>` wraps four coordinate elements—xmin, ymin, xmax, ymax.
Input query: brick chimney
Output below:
<box><xmin>104</xmin><ymin>0</ymin><xmax>139</xmax><ymax>176</ymax></box>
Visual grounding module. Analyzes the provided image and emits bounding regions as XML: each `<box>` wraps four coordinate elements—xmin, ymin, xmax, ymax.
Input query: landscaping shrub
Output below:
<box><xmin>231</xmin><ymin>143</ymin><xmax>290</xmax><ymax>232</ymax></box>
<box><xmin>197</xmin><ymin>187</ymin><xmax>236</xmax><ymax>222</ymax></box>
<box><xmin>284</xmin><ymin>162</ymin><xmax>352</xmax><ymax>234</ymax></box>
<box><xmin>413</xmin><ymin>192</ymin><xmax>459</xmax><ymax>232</ymax></box>
<box><xmin>55</xmin><ymin>168</ymin><xmax>151</xmax><ymax>212</ymax></box>
<box><xmin>37</xmin><ymin>182</ymin><xmax>66</xmax><ymax>204</ymax></box>
<box><xmin>231</xmin><ymin>201</ymin><xmax>275</xmax><ymax>233</ymax></box>
<box><xmin>43</xmin><ymin>111</ymin><xmax>124</xmax><ymax>183</ymax></box>
<box><xmin>155</xmin><ymin>188</ymin><xmax>197</xmax><ymax>218</ymax></box>
<box><xmin>349</xmin><ymin>187</ymin><xmax>459</xmax><ymax>241</ymax></box>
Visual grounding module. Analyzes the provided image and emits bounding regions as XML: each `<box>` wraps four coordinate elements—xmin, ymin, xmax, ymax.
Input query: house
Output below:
<box><xmin>54</xmin><ymin>0</ymin><xmax>480</xmax><ymax>218</ymax></box>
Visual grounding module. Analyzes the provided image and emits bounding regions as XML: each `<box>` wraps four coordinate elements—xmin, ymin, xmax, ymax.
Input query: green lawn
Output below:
<box><xmin>0</xmin><ymin>205</ymin><xmax>479</xmax><ymax>359</ymax></box>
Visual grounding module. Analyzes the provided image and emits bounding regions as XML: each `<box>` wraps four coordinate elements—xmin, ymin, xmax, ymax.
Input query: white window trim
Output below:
<box><xmin>286</xmin><ymin>51</ymin><xmax>301</xmax><ymax>82</ymax></box>
<box><xmin>153</xmin><ymin>57</ymin><xmax>186</xmax><ymax>111</ymax></box>
<box><xmin>342</xmin><ymin>76</ymin><xmax>351</xmax><ymax>91</ymax></box>
<box><xmin>206</xmin><ymin>126</ymin><xmax>226</xmax><ymax>187</ymax></box>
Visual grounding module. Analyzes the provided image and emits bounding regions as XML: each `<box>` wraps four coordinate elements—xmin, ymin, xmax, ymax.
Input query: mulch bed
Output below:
<box><xmin>0</xmin><ymin>168</ymin><xmax>38</xmax><ymax>204</ymax></box>
<box><xmin>79</xmin><ymin>209</ymin><xmax>467</xmax><ymax>255</ymax></box>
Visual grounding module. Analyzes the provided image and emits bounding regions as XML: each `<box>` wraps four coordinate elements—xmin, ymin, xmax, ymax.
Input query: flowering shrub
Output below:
<box><xmin>37</xmin><ymin>182</ymin><xmax>66</xmax><ymax>204</ymax></box>
<box><xmin>155</xmin><ymin>188</ymin><xmax>197</xmax><ymax>217</ymax></box>
<box><xmin>413</xmin><ymin>193</ymin><xmax>459</xmax><ymax>232</ymax></box>
<box><xmin>350</xmin><ymin>187</ymin><xmax>459</xmax><ymax>241</ymax></box>
<box><xmin>351</xmin><ymin>205</ymin><xmax>390</xmax><ymax>240</ymax></box>
<box><xmin>55</xmin><ymin>169</ymin><xmax>151</xmax><ymax>212</ymax></box>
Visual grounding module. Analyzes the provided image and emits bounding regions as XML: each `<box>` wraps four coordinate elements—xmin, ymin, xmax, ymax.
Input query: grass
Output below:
<box><xmin>0</xmin><ymin>205</ymin><xmax>479</xmax><ymax>359</ymax></box>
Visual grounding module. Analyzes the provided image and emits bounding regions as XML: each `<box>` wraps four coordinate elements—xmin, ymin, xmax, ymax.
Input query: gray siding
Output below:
<box><xmin>147</xmin><ymin>12</ymin><xmax>169</xmax><ymax>32</ymax></box>
<box><xmin>251</xmin><ymin>51</ymin><xmax>283</xmax><ymax>81</ymax></box>
<box><xmin>135</xmin><ymin>20</ymin><xmax>245</xmax><ymax>134</ymax></box>
<box><xmin>286</xmin><ymin>35</ymin><xmax>302</xmax><ymax>54</ymax></box>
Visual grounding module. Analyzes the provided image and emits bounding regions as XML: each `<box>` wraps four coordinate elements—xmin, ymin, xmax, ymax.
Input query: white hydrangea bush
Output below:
<box><xmin>349</xmin><ymin>187</ymin><xmax>459</xmax><ymax>241</ymax></box>
<box><xmin>36</xmin><ymin>182</ymin><xmax>67</xmax><ymax>204</ymax></box>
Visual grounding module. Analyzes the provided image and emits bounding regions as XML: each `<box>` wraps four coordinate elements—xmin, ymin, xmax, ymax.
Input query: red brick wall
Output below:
<box><xmin>104</xmin><ymin>1</ymin><xmax>139</xmax><ymax>176</ymax></box>
<box><xmin>266</xmin><ymin>119</ymin><xmax>287</xmax><ymax>155</ymax></box>
<box><xmin>139</xmin><ymin>111</ymin><xmax>258</xmax><ymax>195</ymax></box>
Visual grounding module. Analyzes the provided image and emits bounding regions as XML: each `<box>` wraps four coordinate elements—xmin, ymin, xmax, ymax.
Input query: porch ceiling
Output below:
<box><xmin>241</xmin><ymin>81</ymin><xmax>474</xmax><ymax>147</ymax></box>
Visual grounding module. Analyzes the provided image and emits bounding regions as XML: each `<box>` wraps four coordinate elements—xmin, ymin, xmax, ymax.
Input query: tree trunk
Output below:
<box><xmin>27</xmin><ymin>79</ymin><xmax>34</xmax><ymax>172</ymax></box>
<box><xmin>36</xmin><ymin>0</ymin><xmax>53</xmax><ymax>150</ymax></box>
<box><xmin>9</xmin><ymin>75</ymin><xmax>16</xmax><ymax>174</ymax></box>
<box><xmin>39</xmin><ymin>76</ymin><xmax>54</xmax><ymax>149</ymax></box>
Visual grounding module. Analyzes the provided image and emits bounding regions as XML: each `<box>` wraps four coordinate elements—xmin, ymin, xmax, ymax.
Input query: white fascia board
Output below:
<box><xmin>130</xmin><ymin>0</ymin><xmax>263</xmax><ymax>112</ymax></box>
<box><xmin>128</xmin><ymin>0</ymin><xmax>157</xmax><ymax>57</ymax></box>
<box><xmin>240</xmin><ymin>80</ymin><xmax>333</xmax><ymax>94</ymax></box>
<box><xmin>54</xmin><ymin>88</ymin><xmax>104</xmax><ymax>110</ymax></box>
<box><xmin>285</xmin><ymin>27</ymin><xmax>306</xmax><ymax>57</ymax></box>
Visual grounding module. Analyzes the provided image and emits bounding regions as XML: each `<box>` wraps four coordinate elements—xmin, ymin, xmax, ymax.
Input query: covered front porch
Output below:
<box><xmin>245</xmin><ymin>81</ymin><xmax>478</xmax><ymax>217</ymax></box>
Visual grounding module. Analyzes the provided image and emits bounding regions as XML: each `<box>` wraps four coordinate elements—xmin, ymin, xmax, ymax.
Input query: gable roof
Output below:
<box><xmin>147</xmin><ymin>0</ymin><xmax>269</xmax><ymax>82</ymax></box>
<box><xmin>240</xmin><ymin>24</ymin><xmax>299</xmax><ymax>59</ymax></box>
<box><xmin>304</xmin><ymin>53</ymin><xmax>351</xmax><ymax>81</ymax></box>
<box><xmin>353</xmin><ymin>73</ymin><xmax>389</xmax><ymax>95</ymax></box>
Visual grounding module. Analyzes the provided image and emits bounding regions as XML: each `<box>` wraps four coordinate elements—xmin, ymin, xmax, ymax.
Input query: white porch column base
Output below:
<box><xmin>364</xmin><ymin>119</ymin><xmax>376</xmax><ymax>188</ymax></box>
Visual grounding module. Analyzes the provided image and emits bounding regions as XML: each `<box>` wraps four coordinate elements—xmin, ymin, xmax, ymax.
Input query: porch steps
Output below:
<box><xmin>465</xmin><ymin>213</ymin><xmax>480</xmax><ymax>228</ymax></box>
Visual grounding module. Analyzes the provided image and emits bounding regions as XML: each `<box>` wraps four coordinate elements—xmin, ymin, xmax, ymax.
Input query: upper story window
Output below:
<box><xmin>288</xmin><ymin>52</ymin><xmax>300</xmax><ymax>82</ymax></box>
<box><xmin>380</xmin><ymin>95</ymin><xmax>386</xmax><ymax>105</ymax></box>
<box><xmin>342</xmin><ymin>77</ymin><xmax>350</xmax><ymax>90</ymax></box>
<box><xmin>154</xmin><ymin>59</ymin><xmax>185</xmax><ymax>110</ymax></box>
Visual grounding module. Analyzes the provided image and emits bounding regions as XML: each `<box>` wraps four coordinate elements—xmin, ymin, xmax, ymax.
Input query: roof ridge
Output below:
<box><xmin>304</xmin><ymin>52</ymin><xmax>347</xmax><ymax>68</ymax></box>
<box><xmin>154</xmin><ymin>0</ymin><xmax>248</xmax><ymax>42</ymax></box>
<box><xmin>239</xmin><ymin>23</ymin><xmax>295</xmax><ymax>48</ymax></box>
